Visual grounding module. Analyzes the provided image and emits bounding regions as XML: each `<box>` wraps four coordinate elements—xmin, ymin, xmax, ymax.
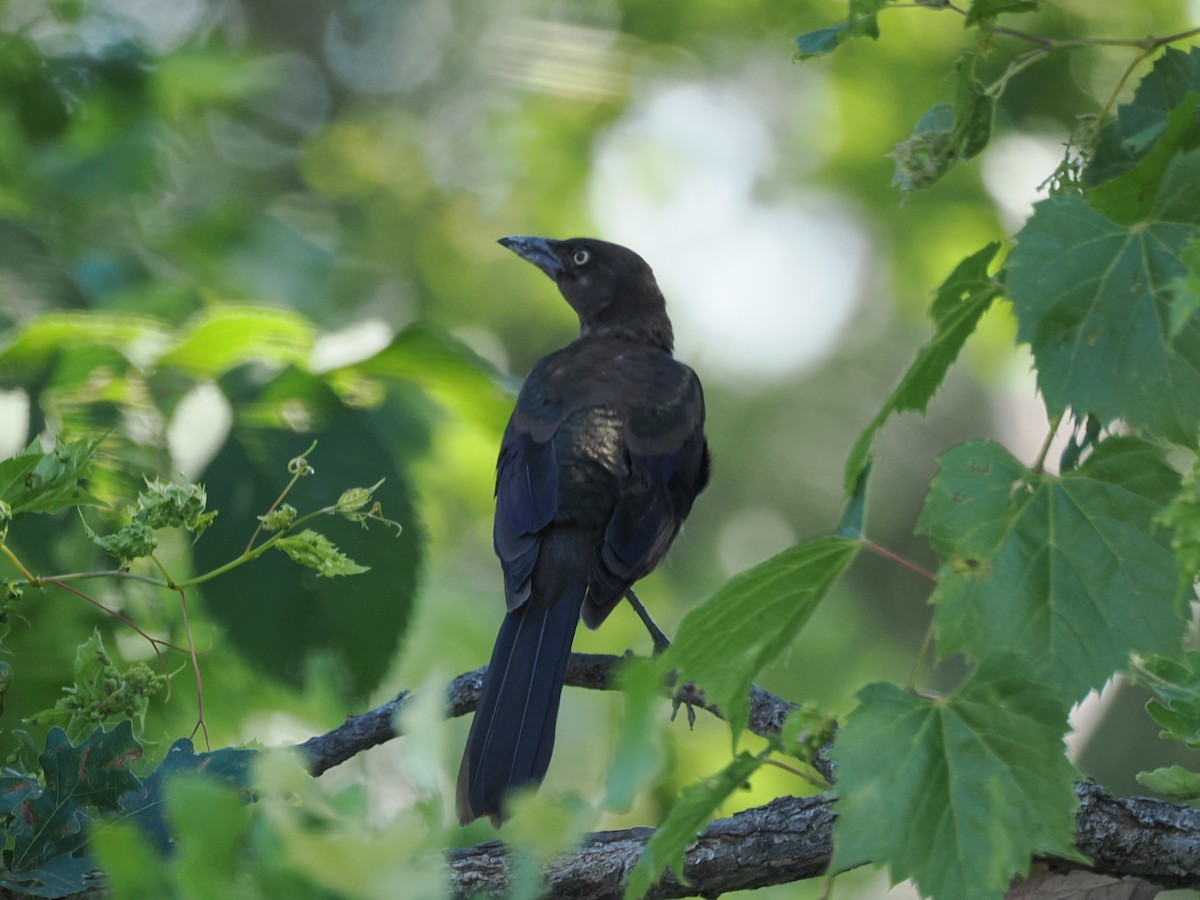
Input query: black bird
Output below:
<box><xmin>456</xmin><ymin>236</ymin><xmax>710</xmax><ymax>826</ymax></box>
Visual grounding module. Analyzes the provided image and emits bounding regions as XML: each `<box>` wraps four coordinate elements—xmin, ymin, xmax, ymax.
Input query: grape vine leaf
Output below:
<box><xmin>664</xmin><ymin>536</ymin><xmax>857</xmax><ymax>744</ymax></box>
<box><xmin>1088</xmin><ymin>91</ymin><xmax>1200</xmax><ymax>225</ymax></box>
<box><xmin>274</xmin><ymin>529</ymin><xmax>370</xmax><ymax>577</ymax></box>
<box><xmin>845</xmin><ymin>242</ymin><xmax>1001</xmax><ymax>493</ymax></box>
<box><xmin>918</xmin><ymin>438</ymin><xmax>1184</xmax><ymax>701</ymax></box>
<box><xmin>832</xmin><ymin>655</ymin><xmax>1080</xmax><ymax>900</ymax></box>
<box><xmin>0</xmin><ymin>436</ymin><xmax>101</xmax><ymax>518</ymax></box>
<box><xmin>1088</xmin><ymin>47</ymin><xmax>1200</xmax><ymax>187</ymax></box>
<box><xmin>1006</xmin><ymin>157</ymin><xmax>1200</xmax><ymax>446</ymax></box>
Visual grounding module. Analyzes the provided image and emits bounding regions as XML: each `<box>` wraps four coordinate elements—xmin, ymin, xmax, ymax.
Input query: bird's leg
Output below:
<box><xmin>625</xmin><ymin>588</ymin><xmax>671</xmax><ymax>654</ymax></box>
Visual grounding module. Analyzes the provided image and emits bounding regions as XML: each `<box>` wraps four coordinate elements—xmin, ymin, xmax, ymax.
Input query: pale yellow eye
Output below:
<box><xmin>572</xmin><ymin>248</ymin><xmax>590</xmax><ymax>265</ymax></box>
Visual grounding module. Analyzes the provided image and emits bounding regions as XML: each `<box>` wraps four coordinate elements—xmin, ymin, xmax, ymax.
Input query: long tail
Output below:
<box><xmin>456</xmin><ymin>586</ymin><xmax>583</xmax><ymax>825</ymax></box>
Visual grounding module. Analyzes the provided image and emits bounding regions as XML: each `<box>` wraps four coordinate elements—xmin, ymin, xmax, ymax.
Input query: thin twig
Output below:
<box><xmin>50</xmin><ymin>581</ymin><xmax>187</xmax><ymax>679</ymax></box>
<box><xmin>178</xmin><ymin>587</ymin><xmax>209</xmax><ymax>750</ymax></box>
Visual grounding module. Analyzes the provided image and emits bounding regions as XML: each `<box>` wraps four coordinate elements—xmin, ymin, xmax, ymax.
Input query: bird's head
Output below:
<box><xmin>498</xmin><ymin>235</ymin><xmax>673</xmax><ymax>351</ymax></box>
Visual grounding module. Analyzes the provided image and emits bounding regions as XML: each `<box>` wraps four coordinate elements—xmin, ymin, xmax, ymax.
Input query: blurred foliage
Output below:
<box><xmin>0</xmin><ymin>0</ymin><xmax>1198</xmax><ymax>898</ymax></box>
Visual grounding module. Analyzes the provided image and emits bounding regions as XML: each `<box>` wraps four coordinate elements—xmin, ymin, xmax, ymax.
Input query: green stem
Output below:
<box><xmin>243</xmin><ymin>439</ymin><xmax>319</xmax><ymax>555</ymax></box>
<box><xmin>172</xmin><ymin>504</ymin><xmax>337</xmax><ymax>589</ymax></box>
<box><xmin>178</xmin><ymin>587</ymin><xmax>210</xmax><ymax>750</ymax></box>
<box><xmin>760</xmin><ymin>756</ymin><xmax>830</xmax><ymax>791</ymax></box>
<box><xmin>1095</xmin><ymin>46</ymin><xmax>1153</xmax><ymax>126</ymax></box>
<box><xmin>906</xmin><ymin>623</ymin><xmax>937</xmax><ymax>693</ymax></box>
<box><xmin>0</xmin><ymin>542</ymin><xmax>37</xmax><ymax>584</ymax></box>
<box><xmin>1032</xmin><ymin>412</ymin><xmax>1063</xmax><ymax>475</ymax></box>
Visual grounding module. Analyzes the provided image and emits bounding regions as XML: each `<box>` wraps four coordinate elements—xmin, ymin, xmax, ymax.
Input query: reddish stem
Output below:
<box><xmin>863</xmin><ymin>539</ymin><xmax>937</xmax><ymax>584</ymax></box>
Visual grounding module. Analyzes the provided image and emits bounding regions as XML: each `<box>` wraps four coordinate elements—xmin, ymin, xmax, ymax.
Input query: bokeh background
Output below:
<box><xmin>0</xmin><ymin>0</ymin><xmax>1197</xmax><ymax>896</ymax></box>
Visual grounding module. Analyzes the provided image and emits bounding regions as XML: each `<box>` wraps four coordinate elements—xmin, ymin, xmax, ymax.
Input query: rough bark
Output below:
<box><xmin>294</xmin><ymin>652</ymin><xmax>1200</xmax><ymax>898</ymax></box>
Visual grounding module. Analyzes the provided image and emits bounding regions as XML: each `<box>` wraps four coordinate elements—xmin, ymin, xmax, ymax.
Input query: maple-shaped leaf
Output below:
<box><xmin>1087</xmin><ymin>47</ymin><xmax>1200</xmax><ymax>187</ymax></box>
<box><xmin>919</xmin><ymin>438</ymin><xmax>1184</xmax><ymax>701</ymax></box>
<box><xmin>833</xmin><ymin>655</ymin><xmax>1080</xmax><ymax>900</ymax></box>
<box><xmin>1006</xmin><ymin>152</ymin><xmax>1200</xmax><ymax>446</ymax></box>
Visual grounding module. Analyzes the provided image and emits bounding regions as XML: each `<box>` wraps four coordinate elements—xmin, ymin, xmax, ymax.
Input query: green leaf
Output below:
<box><xmin>1158</xmin><ymin>452</ymin><xmax>1200</xmax><ymax>584</ymax></box>
<box><xmin>1168</xmin><ymin>271</ymin><xmax>1200</xmax><ymax>343</ymax></box>
<box><xmin>196</xmin><ymin>369</ymin><xmax>422</xmax><ymax>695</ymax></box>
<box><xmin>832</xmin><ymin>655</ymin><xmax>1080</xmax><ymax>900</ymax></box>
<box><xmin>154</xmin><ymin>306</ymin><xmax>314</xmax><ymax>377</ymax></box>
<box><xmin>274</xmin><ymin>529</ymin><xmax>369</xmax><ymax>577</ymax></box>
<box><xmin>847</xmin><ymin>0</ymin><xmax>886</xmax><ymax>40</ymax></box>
<box><xmin>41</xmin><ymin>721</ymin><xmax>143</xmax><ymax>812</ymax></box>
<box><xmin>845</xmin><ymin>243</ymin><xmax>1001</xmax><ymax>493</ymax></box>
<box><xmin>1132</xmin><ymin>651</ymin><xmax>1200</xmax><ymax>749</ymax></box>
<box><xmin>338</xmin><ymin>323</ymin><xmax>512</xmax><ymax>435</ymax></box>
<box><xmin>88</xmin><ymin>520</ymin><xmax>158</xmax><ymax>566</ymax></box>
<box><xmin>890</xmin><ymin>53</ymin><xmax>996</xmax><ymax>190</ymax></box>
<box><xmin>166</xmin><ymin>776</ymin><xmax>255</xmax><ymax>896</ymax></box>
<box><xmin>0</xmin><ymin>436</ymin><xmax>101</xmax><ymax>516</ymax></box>
<box><xmin>90</xmin><ymin>821</ymin><xmax>174</xmax><ymax>898</ymax></box>
<box><xmin>624</xmin><ymin>751</ymin><xmax>766</xmax><ymax>900</ymax></box>
<box><xmin>664</xmin><ymin>536</ymin><xmax>857</xmax><ymax>744</ymax></box>
<box><xmin>131</xmin><ymin>477</ymin><xmax>218</xmax><ymax>537</ymax></box>
<box><xmin>794</xmin><ymin>23</ymin><xmax>849</xmax><ymax>61</ymax></box>
<box><xmin>603</xmin><ymin>656</ymin><xmax>669</xmax><ymax>812</ymax></box>
<box><xmin>1136</xmin><ymin>764</ymin><xmax>1200</xmax><ymax>802</ymax></box>
<box><xmin>258</xmin><ymin>502</ymin><xmax>297</xmax><ymax>532</ymax></box>
<box><xmin>889</xmin><ymin>54</ymin><xmax>996</xmax><ymax>191</ymax></box>
<box><xmin>1088</xmin><ymin>92</ymin><xmax>1200</xmax><ymax>224</ymax></box>
<box><xmin>918</xmin><ymin>438</ymin><xmax>1184</xmax><ymax>700</ymax></box>
<box><xmin>838</xmin><ymin>458</ymin><xmax>870</xmax><ymax>538</ymax></box>
<box><xmin>0</xmin><ymin>722</ymin><xmax>144</xmax><ymax>895</ymax></box>
<box><xmin>28</xmin><ymin>630</ymin><xmax>166</xmax><ymax>740</ymax></box>
<box><xmin>951</xmin><ymin>51</ymin><xmax>994</xmax><ymax>160</ymax></box>
<box><xmin>1006</xmin><ymin>189</ymin><xmax>1200</xmax><ymax>446</ymax></box>
<box><xmin>0</xmin><ymin>312</ymin><xmax>169</xmax><ymax>372</ymax></box>
<box><xmin>890</xmin><ymin>103</ymin><xmax>956</xmax><ymax>191</ymax></box>
<box><xmin>119</xmin><ymin>738</ymin><xmax>258</xmax><ymax>854</ymax></box>
<box><xmin>964</xmin><ymin>0</ymin><xmax>1039</xmax><ymax>26</ymax></box>
<box><xmin>1088</xmin><ymin>47</ymin><xmax>1200</xmax><ymax>187</ymax></box>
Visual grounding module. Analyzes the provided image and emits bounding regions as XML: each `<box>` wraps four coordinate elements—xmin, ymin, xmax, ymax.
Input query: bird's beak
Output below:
<box><xmin>498</xmin><ymin>235</ymin><xmax>563</xmax><ymax>280</ymax></box>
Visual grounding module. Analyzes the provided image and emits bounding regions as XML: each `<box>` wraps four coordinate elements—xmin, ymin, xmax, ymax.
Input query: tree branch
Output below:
<box><xmin>293</xmin><ymin>653</ymin><xmax>1200</xmax><ymax>896</ymax></box>
<box><xmin>297</xmin><ymin>652</ymin><xmax>809</xmax><ymax>777</ymax></box>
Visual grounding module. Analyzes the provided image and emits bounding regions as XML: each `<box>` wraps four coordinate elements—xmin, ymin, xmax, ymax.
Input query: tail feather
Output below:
<box><xmin>457</xmin><ymin>586</ymin><xmax>583</xmax><ymax>825</ymax></box>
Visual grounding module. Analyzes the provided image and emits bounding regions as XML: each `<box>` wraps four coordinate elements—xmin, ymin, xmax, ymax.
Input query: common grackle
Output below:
<box><xmin>456</xmin><ymin>236</ymin><xmax>710</xmax><ymax>826</ymax></box>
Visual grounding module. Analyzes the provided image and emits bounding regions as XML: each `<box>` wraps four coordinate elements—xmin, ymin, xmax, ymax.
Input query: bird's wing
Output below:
<box><xmin>494</xmin><ymin>419</ymin><xmax>558</xmax><ymax>612</ymax></box>
<box><xmin>585</xmin><ymin>361</ymin><xmax>709</xmax><ymax>626</ymax></box>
